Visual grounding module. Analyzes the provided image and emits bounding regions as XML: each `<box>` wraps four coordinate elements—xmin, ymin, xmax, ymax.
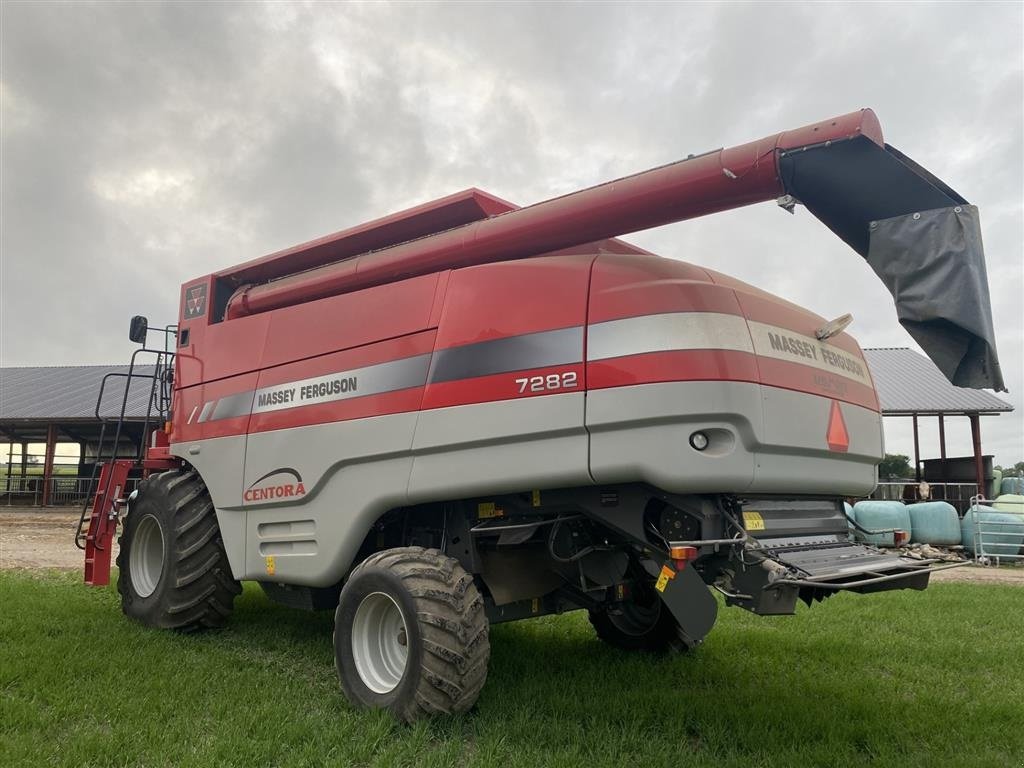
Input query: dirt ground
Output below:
<box><xmin>0</xmin><ymin>507</ymin><xmax>118</xmax><ymax>571</ymax></box>
<box><xmin>2</xmin><ymin>506</ymin><xmax>1023</xmax><ymax>585</ymax></box>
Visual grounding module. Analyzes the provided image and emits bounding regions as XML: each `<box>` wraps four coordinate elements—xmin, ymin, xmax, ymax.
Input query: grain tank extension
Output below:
<box><xmin>82</xmin><ymin>108</ymin><xmax>1002</xmax><ymax>721</ymax></box>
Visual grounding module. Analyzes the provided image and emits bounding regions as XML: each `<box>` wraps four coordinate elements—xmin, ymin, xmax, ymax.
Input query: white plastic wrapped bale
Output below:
<box><xmin>852</xmin><ymin>500</ymin><xmax>912</xmax><ymax>548</ymax></box>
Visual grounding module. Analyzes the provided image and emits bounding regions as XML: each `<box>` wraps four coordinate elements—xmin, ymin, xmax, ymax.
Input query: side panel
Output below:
<box><xmin>241</xmin><ymin>412</ymin><xmax>419</xmax><ymax>585</ymax></box>
<box><xmin>412</xmin><ymin>254</ymin><xmax>593</xmax><ymax>497</ymax></box>
<box><xmin>587</xmin><ymin>381</ymin><xmax>879</xmax><ymax>496</ymax></box>
<box><xmin>755</xmin><ymin>387</ymin><xmax>881</xmax><ymax>494</ymax></box>
<box><xmin>169</xmin><ymin>434</ymin><xmax>248</xmax><ymax>577</ymax></box>
<box><xmin>587</xmin><ymin>381</ymin><xmax>760</xmax><ymax>492</ymax></box>
<box><xmin>586</xmin><ymin>254</ymin><xmax>883</xmax><ymax>495</ymax></box>
<box><xmin>408</xmin><ymin>393</ymin><xmax>591</xmax><ymax>500</ymax></box>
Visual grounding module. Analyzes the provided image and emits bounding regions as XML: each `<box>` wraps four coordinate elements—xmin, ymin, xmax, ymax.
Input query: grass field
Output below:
<box><xmin>2</xmin><ymin>572</ymin><xmax>1022</xmax><ymax>768</ymax></box>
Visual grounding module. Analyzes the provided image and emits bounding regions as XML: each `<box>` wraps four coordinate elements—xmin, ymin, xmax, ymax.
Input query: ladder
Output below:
<box><xmin>75</xmin><ymin>328</ymin><xmax>177</xmax><ymax>585</ymax></box>
<box><xmin>83</xmin><ymin>459</ymin><xmax>133</xmax><ymax>586</ymax></box>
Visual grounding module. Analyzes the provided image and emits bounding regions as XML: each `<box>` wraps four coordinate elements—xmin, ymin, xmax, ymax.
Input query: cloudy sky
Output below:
<box><xmin>2</xmin><ymin>1</ymin><xmax>1022</xmax><ymax>465</ymax></box>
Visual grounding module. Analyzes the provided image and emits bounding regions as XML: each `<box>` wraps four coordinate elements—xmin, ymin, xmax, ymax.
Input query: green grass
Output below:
<box><xmin>2</xmin><ymin>572</ymin><xmax>1022</xmax><ymax>768</ymax></box>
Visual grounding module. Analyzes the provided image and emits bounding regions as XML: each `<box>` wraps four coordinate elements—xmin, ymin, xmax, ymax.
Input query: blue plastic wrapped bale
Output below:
<box><xmin>999</xmin><ymin>477</ymin><xmax>1024</xmax><ymax>496</ymax></box>
<box><xmin>993</xmin><ymin>494</ymin><xmax>1024</xmax><ymax>513</ymax></box>
<box><xmin>960</xmin><ymin>506</ymin><xmax>1024</xmax><ymax>557</ymax></box>
<box><xmin>852</xmin><ymin>500</ymin><xmax>912</xmax><ymax>547</ymax></box>
<box><xmin>907</xmin><ymin>501</ymin><xmax>961</xmax><ymax>545</ymax></box>
<box><xmin>844</xmin><ymin>502</ymin><xmax>856</xmax><ymax>539</ymax></box>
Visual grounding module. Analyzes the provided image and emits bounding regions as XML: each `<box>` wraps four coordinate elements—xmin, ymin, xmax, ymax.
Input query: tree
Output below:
<box><xmin>878</xmin><ymin>453</ymin><xmax>913</xmax><ymax>480</ymax></box>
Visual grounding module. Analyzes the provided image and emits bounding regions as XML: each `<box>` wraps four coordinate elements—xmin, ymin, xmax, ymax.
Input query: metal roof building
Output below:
<box><xmin>864</xmin><ymin>348</ymin><xmax>1013</xmax><ymax>416</ymax></box>
<box><xmin>1</xmin><ymin>365</ymin><xmax>158</xmax><ymax>504</ymax></box>
<box><xmin>864</xmin><ymin>348</ymin><xmax>1014</xmax><ymax>492</ymax></box>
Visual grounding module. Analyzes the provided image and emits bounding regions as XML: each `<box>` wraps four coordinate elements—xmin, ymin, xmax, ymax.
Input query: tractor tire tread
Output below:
<box><xmin>336</xmin><ymin>546</ymin><xmax>489</xmax><ymax>722</ymax></box>
<box><xmin>117</xmin><ymin>469</ymin><xmax>240</xmax><ymax>632</ymax></box>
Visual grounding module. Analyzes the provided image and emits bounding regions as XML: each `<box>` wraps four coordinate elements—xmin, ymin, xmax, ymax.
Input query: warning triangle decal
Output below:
<box><xmin>827</xmin><ymin>400</ymin><xmax>850</xmax><ymax>453</ymax></box>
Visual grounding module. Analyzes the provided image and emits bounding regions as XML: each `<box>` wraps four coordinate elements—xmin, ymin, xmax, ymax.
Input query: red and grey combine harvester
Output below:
<box><xmin>81</xmin><ymin>108</ymin><xmax>1003</xmax><ymax>720</ymax></box>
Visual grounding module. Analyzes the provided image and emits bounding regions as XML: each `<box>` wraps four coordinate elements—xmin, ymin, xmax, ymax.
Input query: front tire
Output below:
<box><xmin>334</xmin><ymin>547</ymin><xmax>490</xmax><ymax>722</ymax></box>
<box><xmin>116</xmin><ymin>469</ymin><xmax>241</xmax><ymax>631</ymax></box>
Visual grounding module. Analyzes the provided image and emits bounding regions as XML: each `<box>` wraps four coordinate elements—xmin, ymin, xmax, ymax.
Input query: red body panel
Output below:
<box><xmin>588</xmin><ymin>350</ymin><xmax>761</xmax><ymax>390</ymax></box>
<box><xmin>431</xmin><ymin>256</ymin><xmax>594</xmax><ymax>348</ymax></box>
<box><xmin>169</xmin><ymin>250</ymin><xmax>879</xmax><ymax>449</ymax></box>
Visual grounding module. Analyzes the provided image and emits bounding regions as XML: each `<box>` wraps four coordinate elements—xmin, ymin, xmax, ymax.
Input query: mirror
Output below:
<box><xmin>129</xmin><ymin>315</ymin><xmax>149</xmax><ymax>344</ymax></box>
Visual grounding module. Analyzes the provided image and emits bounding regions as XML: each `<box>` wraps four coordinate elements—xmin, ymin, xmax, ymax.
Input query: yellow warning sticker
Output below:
<box><xmin>655</xmin><ymin>564</ymin><xmax>676</xmax><ymax>593</ymax></box>
<box><xmin>743</xmin><ymin>511</ymin><xmax>766</xmax><ymax>531</ymax></box>
<box><xmin>265</xmin><ymin>556</ymin><xmax>276</xmax><ymax>576</ymax></box>
<box><xmin>478</xmin><ymin>502</ymin><xmax>504</xmax><ymax>519</ymax></box>
<box><xmin>532</xmin><ymin>490</ymin><xmax>541</xmax><ymax>507</ymax></box>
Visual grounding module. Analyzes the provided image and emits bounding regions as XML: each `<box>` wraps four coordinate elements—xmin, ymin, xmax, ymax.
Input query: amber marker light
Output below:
<box><xmin>669</xmin><ymin>545</ymin><xmax>699</xmax><ymax>570</ymax></box>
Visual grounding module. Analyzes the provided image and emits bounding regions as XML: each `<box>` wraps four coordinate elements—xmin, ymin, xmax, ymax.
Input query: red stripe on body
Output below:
<box><xmin>589</xmin><ymin>349</ymin><xmax>879</xmax><ymax>411</ymax></box>
<box><xmin>588</xmin><ymin>350</ymin><xmax>760</xmax><ymax>389</ymax></box>
<box><xmin>174</xmin><ymin>373</ymin><xmax>259</xmax><ymax>442</ymax></box>
<box><xmin>756</xmin><ymin>357</ymin><xmax>879</xmax><ymax>411</ymax></box>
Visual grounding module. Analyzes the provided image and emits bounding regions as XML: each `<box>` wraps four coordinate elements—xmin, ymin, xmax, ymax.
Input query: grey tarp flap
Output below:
<box><xmin>779</xmin><ymin>136</ymin><xmax>1005</xmax><ymax>392</ymax></box>
<box><xmin>868</xmin><ymin>205</ymin><xmax>1003</xmax><ymax>391</ymax></box>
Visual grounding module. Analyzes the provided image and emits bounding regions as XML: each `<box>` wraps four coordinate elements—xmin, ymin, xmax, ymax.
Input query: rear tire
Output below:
<box><xmin>117</xmin><ymin>469</ymin><xmax>241</xmax><ymax>631</ymax></box>
<box><xmin>589</xmin><ymin>587</ymin><xmax>689</xmax><ymax>653</ymax></box>
<box><xmin>334</xmin><ymin>547</ymin><xmax>490</xmax><ymax>722</ymax></box>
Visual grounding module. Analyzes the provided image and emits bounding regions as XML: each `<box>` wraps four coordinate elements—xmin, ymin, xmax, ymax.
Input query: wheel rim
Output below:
<box><xmin>129</xmin><ymin>514</ymin><xmax>165</xmax><ymax>598</ymax></box>
<box><xmin>351</xmin><ymin>592</ymin><xmax>409</xmax><ymax>694</ymax></box>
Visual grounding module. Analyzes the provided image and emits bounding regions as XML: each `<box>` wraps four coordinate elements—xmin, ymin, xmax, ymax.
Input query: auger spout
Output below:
<box><xmin>221</xmin><ymin>108</ymin><xmax>1002</xmax><ymax>390</ymax></box>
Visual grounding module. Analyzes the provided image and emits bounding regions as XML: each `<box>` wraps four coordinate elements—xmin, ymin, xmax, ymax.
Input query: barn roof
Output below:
<box><xmin>863</xmin><ymin>348</ymin><xmax>1013</xmax><ymax>416</ymax></box>
<box><xmin>0</xmin><ymin>365</ymin><xmax>158</xmax><ymax>421</ymax></box>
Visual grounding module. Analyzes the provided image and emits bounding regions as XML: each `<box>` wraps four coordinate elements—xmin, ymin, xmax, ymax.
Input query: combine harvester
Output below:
<box><xmin>80</xmin><ymin>108</ymin><xmax>1003</xmax><ymax>721</ymax></box>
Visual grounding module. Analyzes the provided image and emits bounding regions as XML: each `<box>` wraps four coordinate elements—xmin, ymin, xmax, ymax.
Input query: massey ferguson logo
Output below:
<box><xmin>244</xmin><ymin>467</ymin><xmax>306</xmax><ymax>503</ymax></box>
<box><xmin>184</xmin><ymin>283</ymin><xmax>208</xmax><ymax>319</ymax></box>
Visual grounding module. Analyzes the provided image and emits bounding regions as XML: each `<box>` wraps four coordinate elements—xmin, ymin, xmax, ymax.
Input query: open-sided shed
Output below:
<box><xmin>864</xmin><ymin>347</ymin><xmax>1014</xmax><ymax>494</ymax></box>
<box><xmin>0</xmin><ymin>365</ymin><xmax>157</xmax><ymax>504</ymax></box>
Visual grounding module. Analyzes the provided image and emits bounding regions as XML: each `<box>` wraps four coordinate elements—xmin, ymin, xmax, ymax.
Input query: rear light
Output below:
<box><xmin>894</xmin><ymin>530</ymin><xmax>910</xmax><ymax>547</ymax></box>
<box><xmin>670</xmin><ymin>545</ymin><xmax>699</xmax><ymax>570</ymax></box>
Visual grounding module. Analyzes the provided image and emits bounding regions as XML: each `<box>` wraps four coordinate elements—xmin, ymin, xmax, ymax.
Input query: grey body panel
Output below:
<box><xmin>240</xmin><ymin>411</ymin><xmax>419</xmax><ymax>584</ymax></box>
<box><xmin>587</xmin><ymin>381</ymin><xmax>881</xmax><ymax>497</ymax></box>
<box><xmin>175</xmin><ymin>379</ymin><xmax>881</xmax><ymax>586</ymax></box>
<box><xmin>176</xmin><ymin>394</ymin><xmax>590</xmax><ymax>585</ymax></box>
<box><xmin>408</xmin><ymin>392</ymin><xmax>591</xmax><ymax>500</ymax></box>
<box><xmin>169</xmin><ymin>433</ymin><xmax>248</xmax><ymax>576</ymax></box>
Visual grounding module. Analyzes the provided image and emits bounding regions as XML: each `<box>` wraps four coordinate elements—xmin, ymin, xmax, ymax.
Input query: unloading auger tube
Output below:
<box><xmin>223</xmin><ymin>108</ymin><xmax>1003</xmax><ymax>391</ymax></box>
